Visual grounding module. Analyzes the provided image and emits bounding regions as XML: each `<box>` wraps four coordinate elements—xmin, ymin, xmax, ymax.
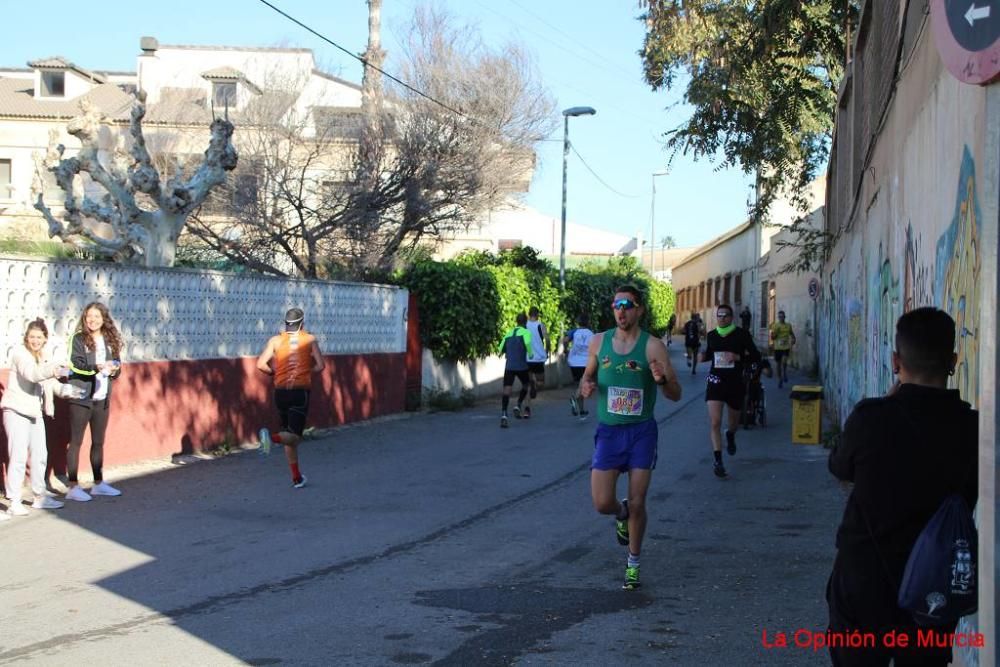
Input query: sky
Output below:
<box><xmin>0</xmin><ymin>0</ymin><xmax>756</xmax><ymax>251</ymax></box>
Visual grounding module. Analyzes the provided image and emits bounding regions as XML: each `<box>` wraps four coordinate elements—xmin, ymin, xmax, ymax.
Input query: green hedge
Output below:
<box><xmin>401</xmin><ymin>252</ymin><xmax>675</xmax><ymax>361</ymax></box>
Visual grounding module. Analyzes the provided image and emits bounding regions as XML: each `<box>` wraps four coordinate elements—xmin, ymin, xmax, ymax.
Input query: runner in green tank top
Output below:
<box><xmin>579</xmin><ymin>285</ymin><xmax>682</xmax><ymax>590</ymax></box>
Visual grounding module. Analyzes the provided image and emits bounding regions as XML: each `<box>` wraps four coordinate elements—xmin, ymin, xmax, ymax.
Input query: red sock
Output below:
<box><xmin>271</xmin><ymin>433</ymin><xmax>283</xmax><ymax>444</ymax></box>
<box><xmin>290</xmin><ymin>463</ymin><xmax>301</xmax><ymax>480</ymax></box>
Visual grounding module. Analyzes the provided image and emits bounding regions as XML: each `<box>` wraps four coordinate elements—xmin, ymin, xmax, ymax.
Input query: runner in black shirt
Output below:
<box><xmin>701</xmin><ymin>304</ymin><xmax>760</xmax><ymax>477</ymax></box>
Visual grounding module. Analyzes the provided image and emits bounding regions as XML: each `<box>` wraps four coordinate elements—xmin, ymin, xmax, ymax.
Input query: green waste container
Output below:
<box><xmin>790</xmin><ymin>385</ymin><xmax>823</xmax><ymax>444</ymax></box>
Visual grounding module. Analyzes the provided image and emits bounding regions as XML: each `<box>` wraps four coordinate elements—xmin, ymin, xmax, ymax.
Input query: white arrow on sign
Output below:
<box><xmin>965</xmin><ymin>3</ymin><xmax>991</xmax><ymax>26</ymax></box>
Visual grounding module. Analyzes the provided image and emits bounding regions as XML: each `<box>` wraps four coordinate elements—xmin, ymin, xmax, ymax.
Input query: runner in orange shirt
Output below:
<box><xmin>256</xmin><ymin>308</ymin><xmax>325</xmax><ymax>488</ymax></box>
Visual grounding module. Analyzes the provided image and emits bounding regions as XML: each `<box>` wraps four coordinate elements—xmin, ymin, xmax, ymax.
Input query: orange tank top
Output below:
<box><xmin>273</xmin><ymin>331</ymin><xmax>315</xmax><ymax>389</ymax></box>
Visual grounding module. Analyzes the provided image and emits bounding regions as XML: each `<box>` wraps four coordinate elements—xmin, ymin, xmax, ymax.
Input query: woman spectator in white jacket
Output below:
<box><xmin>1</xmin><ymin>318</ymin><xmax>70</xmax><ymax>517</ymax></box>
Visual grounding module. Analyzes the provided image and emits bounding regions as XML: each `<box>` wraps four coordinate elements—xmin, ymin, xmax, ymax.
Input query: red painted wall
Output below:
<box><xmin>0</xmin><ymin>352</ymin><xmax>404</xmax><ymax>476</ymax></box>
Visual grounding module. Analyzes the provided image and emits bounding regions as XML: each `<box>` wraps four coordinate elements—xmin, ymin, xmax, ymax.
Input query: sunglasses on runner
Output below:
<box><xmin>716</xmin><ymin>312</ymin><xmax>733</xmax><ymax>318</ymax></box>
<box><xmin>613</xmin><ymin>299</ymin><xmax>637</xmax><ymax>311</ymax></box>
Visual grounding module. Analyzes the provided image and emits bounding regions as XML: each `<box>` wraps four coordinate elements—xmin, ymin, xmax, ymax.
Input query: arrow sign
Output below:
<box><xmin>965</xmin><ymin>3</ymin><xmax>991</xmax><ymax>26</ymax></box>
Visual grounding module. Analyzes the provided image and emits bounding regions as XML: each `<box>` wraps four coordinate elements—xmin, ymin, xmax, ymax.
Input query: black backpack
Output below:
<box><xmin>897</xmin><ymin>494</ymin><xmax>977</xmax><ymax>626</ymax></box>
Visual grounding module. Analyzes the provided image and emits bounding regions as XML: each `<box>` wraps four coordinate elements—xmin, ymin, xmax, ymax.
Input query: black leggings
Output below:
<box><xmin>68</xmin><ymin>400</ymin><xmax>110</xmax><ymax>483</ymax></box>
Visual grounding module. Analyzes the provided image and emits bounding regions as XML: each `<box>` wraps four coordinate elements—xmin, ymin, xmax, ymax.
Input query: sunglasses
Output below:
<box><xmin>716</xmin><ymin>313</ymin><xmax>732</xmax><ymax>318</ymax></box>
<box><xmin>613</xmin><ymin>299</ymin><xmax>637</xmax><ymax>311</ymax></box>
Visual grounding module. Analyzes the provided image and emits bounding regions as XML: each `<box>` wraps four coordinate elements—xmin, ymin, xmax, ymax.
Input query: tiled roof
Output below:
<box><xmin>26</xmin><ymin>56</ymin><xmax>107</xmax><ymax>83</ymax></box>
<box><xmin>0</xmin><ymin>78</ymin><xmax>133</xmax><ymax>120</ymax></box>
<box><xmin>201</xmin><ymin>66</ymin><xmax>244</xmax><ymax>80</ymax></box>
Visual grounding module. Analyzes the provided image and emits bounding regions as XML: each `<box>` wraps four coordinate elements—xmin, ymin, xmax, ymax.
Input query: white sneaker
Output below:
<box><xmin>65</xmin><ymin>486</ymin><xmax>92</xmax><ymax>502</ymax></box>
<box><xmin>90</xmin><ymin>482</ymin><xmax>122</xmax><ymax>497</ymax></box>
<box><xmin>8</xmin><ymin>502</ymin><xmax>29</xmax><ymax>517</ymax></box>
<box><xmin>32</xmin><ymin>496</ymin><xmax>64</xmax><ymax>510</ymax></box>
<box><xmin>0</xmin><ymin>511</ymin><xmax>9</xmax><ymax>522</ymax></box>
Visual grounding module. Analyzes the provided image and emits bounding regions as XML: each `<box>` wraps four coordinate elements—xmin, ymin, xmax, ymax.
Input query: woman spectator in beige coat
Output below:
<box><xmin>1</xmin><ymin>318</ymin><xmax>71</xmax><ymax>517</ymax></box>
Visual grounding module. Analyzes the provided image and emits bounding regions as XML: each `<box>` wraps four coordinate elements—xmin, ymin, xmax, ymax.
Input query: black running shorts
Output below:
<box><xmin>275</xmin><ymin>388</ymin><xmax>310</xmax><ymax>436</ymax></box>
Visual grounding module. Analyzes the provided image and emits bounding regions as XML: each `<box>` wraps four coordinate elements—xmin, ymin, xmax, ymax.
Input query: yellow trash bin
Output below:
<box><xmin>790</xmin><ymin>385</ymin><xmax>823</xmax><ymax>444</ymax></box>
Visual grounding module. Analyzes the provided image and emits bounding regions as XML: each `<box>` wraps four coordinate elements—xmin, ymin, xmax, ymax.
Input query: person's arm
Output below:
<box><xmin>519</xmin><ymin>328</ymin><xmax>534</xmax><ymax>359</ymax></box>
<box><xmin>12</xmin><ymin>348</ymin><xmax>60</xmax><ymax>383</ymax></box>
<box><xmin>310</xmin><ymin>338</ymin><xmax>326</xmax><ymax>374</ymax></box>
<box><xmin>700</xmin><ymin>333</ymin><xmax>713</xmax><ymax>362</ymax></box>
<box><xmin>578</xmin><ymin>332</ymin><xmax>602</xmax><ymax>398</ymax></box>
<box><xmin>540</xmin><ymin>323</ymin><xmax>550</xmax><ymax>355</ymax></box>
<box><xmin>790</xmin><ymin>326</ymin><xmax>797</xmax><ymax>346</ymax></box>
<box><xmin>647</xmin><ymin>337</ymin><xmax>681</xmax><ymax>401</ymax></box>
<box><xmin>256</xmin><ymin>337</ymin><xmax>276</xmax><ymax>375</ymax></box>
<box><xmin>828</xmin><ymin>406</ymin><xmax>870</xmax><ymax>482</ymax></box>
<box><xmin>68</xmin><ymin>333</ymin><xmax>97</xmax><ymax>376</ymax></box>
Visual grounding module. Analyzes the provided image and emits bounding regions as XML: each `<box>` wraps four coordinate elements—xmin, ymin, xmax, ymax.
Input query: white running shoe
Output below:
<box><xmin>8</xmin><ymin>502</ymin><xmax>29</xmax><ymax>517</ymax></box>
<box><xmin>90</xmin><ymin>482</ymin><xmax>122</xmax><ymax>497</ymax></box>
<box><xmin>258</xmin><ymin>427</ymin><xmax>273</xmax><ymax>456</ymax></box>
<box><xmin>32</xmin><ymin>496</ymin><xmax>64</xmax><ymax>510</ymax></box>
<box><xmin>66</xmin><ymin>486</ymin><xmax>93</xmax><ymax>502</ymax></box>
<box><xmin>293</xmin><ymin>474</ymin><xmax>308</xmax><ymax>489</ymax></box>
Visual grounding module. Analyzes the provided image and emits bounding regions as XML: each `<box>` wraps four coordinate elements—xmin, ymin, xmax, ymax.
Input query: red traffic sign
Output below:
<box><xmin>931</xmin><ymin>0</ymin><xmax>1000</xmax><ymax>84</ymax></box>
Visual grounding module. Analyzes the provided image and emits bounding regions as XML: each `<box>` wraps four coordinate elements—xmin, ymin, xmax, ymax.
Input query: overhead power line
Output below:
<box><xmin>256</xmin><ymin>0</ymin><xmax>471</xmax><ymax>121</ymax></box>
<box><xmin>570</xmin><ymin>145</ymin><xmax>643</xmax><ymax>199</ymax></box>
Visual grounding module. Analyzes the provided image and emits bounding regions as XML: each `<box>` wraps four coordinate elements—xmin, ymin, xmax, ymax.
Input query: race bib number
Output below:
<box><xmin>608</xmin><ymin>386</ymin><xmax>644</xmax><ymax>416</ymax></box>
<box><xmin>714</xmin><ymin>352</ymin><xmax>735</xmax><ymax>369</ymax></box>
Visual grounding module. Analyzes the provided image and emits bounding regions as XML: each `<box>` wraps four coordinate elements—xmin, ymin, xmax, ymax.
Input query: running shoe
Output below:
<box><xmin>90</xmin><ymin>482</ymin><xmax>121</xmax><ymax>497</ymax></box>
<box><xmin>569</xmin><ymin>397</ymin><xmax>579</xmax><ymax>416</ymax></box>
<box><xmin>523</xmin><ymin>406</ymin><xmax>532</xmax><ymax>419</ymax></box>
<box><xmin>500</xmin><ymin>414</ymin><xmax>509</xmax><ymax>428</ymax></box>
<box><xmin>8</xmin><ymin>503</ymin><xmax>29</xmax><ymax>517</ymax></box>
<box><xmin>258</xmin><ymin>428</ymin><xmax>272</xmax><ymax>456</ymax></box>
<box><xmin>623</xmin><ymin>565</ymin><xmax>641</xmax><ymax>590</ymax></box>
<box><xmin>713</xmin><ymin>461</ymin><xmax>728</xmax><ymax>478</ymax></box>
<box><xmin>31</xmin><ymin>496</ymin><xmax>64</xmax><ymax>510</ymax></box>
<box><xmin>65</xmin><ymin>486</ymin><xmax>92</xmax><ymax>502</ymax></box>
<box><xmin>726</xmin><ymin>430</ymin><xmax>737</xmax><ymax>456</ymax></box>
<box><xmin>513</xmin><ymin>405</ymin><xmax>522</xmax><ymax>419</ymax></box>
<box><xmin>615</xmin><ymin>499</ymin><xmax>630</xmax><ymax>546</ymax></box>
<box><xmin>293</xmin><ymin>475</ymin><xmax>308</xmax><ymax>489</ymax></box>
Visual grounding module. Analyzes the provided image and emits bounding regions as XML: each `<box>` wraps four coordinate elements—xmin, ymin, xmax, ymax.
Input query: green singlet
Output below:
<box><xmin>596</xmin><ymin>329</ymin><xmax>657</xmax><ymax>425</ymax></box>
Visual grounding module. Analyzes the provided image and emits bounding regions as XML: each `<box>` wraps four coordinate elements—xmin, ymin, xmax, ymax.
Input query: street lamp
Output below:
<box><xmin>559</xmin><ymin>105</ymin><xmax>596</xmax><ymax>289</ymax></box>
<box><xmin>650</xmin><ymin>171</ymin><xmax>668</xmax><ymax>276</ymax></box>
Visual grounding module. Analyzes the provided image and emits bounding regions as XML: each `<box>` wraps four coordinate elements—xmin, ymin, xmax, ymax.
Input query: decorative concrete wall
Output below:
<box><xmin>0</xmin><ymin>257</ymin><xmax>409</xmax><ymax>469</ymax></box>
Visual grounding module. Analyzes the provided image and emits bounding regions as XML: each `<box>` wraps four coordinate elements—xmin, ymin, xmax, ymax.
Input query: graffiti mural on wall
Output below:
<box><xmin>820</xmin><ymin>146</ymin><xmax>983</xmax><ymax>423</ymax></box>
<box><xmin>935</xmin><ymin>147</ymin><xmax>982</xmax><ymax>408</ymax></box>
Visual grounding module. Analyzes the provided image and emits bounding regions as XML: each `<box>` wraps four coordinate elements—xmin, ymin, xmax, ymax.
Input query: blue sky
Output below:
<box><xmin>0</xmin><ymin>0</ymin><xmax>755</xmax><ymax>250</ymax></box>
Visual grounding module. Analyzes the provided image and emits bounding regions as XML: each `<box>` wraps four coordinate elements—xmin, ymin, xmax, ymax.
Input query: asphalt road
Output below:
<box><xmin>0</xmin><ymin>340</ymin><xmax>844</xmax><ymax>666</ymax></box>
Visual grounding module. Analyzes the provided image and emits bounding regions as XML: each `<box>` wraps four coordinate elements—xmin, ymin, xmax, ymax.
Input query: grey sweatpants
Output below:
<box><xmin>3</xmin><ymin>409</ymin><xmax>48</xmax><ymax>503</ymax></box>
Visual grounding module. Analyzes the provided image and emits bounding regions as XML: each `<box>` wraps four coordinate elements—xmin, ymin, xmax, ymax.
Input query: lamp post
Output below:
<box><xmin>559</xmin><ymin>105</ymin><xmax>596</xmax><ymax>289</ymax></box>
<box><xmin>650</xmin><ymin>171</ymin><xmax>668</xmax><ymax>277</ymax></box>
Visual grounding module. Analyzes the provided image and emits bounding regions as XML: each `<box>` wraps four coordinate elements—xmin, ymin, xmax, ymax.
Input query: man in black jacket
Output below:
<box><xmin>827</xmin><ymin>307</ymin><xmax>978</xmax><ymax>666</ymax></box>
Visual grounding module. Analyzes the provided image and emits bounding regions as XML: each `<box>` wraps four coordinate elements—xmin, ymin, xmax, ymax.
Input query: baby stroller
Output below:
<box><xmin>741</xmin><ymin>359</ymin><xmax>770</xmax><ymax>429</ymax></box>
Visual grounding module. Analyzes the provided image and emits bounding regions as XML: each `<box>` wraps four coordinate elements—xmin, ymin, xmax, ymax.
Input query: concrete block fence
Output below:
<box><xmin>0</xmin><ymin>256</ymin><xmax>409</xmax><ymax>474</ymax></box>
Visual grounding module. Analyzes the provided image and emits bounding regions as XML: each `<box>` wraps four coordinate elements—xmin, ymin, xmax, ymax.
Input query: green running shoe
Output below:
<box><xmin>615</xmin><ymin>499</ymin><xmax>629</xmax><ymax>546</ymax></box>
<box><xmin>623</xmin><ymin>565</ymin><xmax>641</xmax><ymax>590</ymax></box>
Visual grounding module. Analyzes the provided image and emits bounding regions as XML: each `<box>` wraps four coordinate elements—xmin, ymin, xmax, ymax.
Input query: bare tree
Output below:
<box><xmin>33</xmin><ymin>93</ymin><xmax>237</xmax><ymax>267</ymax></box>
<box><xmin>182</xmin><ymin>7</ymin><xmax>555</xmax><ymax>279</ymax></box>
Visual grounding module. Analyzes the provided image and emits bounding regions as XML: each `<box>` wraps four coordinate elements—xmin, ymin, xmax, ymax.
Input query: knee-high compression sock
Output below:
<box><xmin>518</xmin><ymin>387</ymin><xmax>528</xmax><ymax>404</ymax></box>
<box><xmin>502</xmin><ymin>395</ymin><xmax>510</xmax><ymax>412</ymax></box>
<box><xmin>529</xmin><ymin>383</ymin><xmax>537</xmax><ymax>399</ymax></box>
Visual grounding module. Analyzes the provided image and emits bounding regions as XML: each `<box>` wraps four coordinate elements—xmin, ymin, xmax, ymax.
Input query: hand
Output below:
<box><xmin>649</xmin><ymin>359</ymin><xmax>673</xmax><ymax>386</ymax></box>
<box><xmin>54</xmin><ymin>366</ymin><xmax>71</xmax><ymax>379</ymax></box>
<box><xmin>579</xmin><ymin>378</ymin><xmax>597</xmax><ymax>398</ymax></box>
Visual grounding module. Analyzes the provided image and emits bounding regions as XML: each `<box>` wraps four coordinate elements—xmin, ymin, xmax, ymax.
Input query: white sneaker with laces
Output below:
<box><xmin>90</xmin><ymin>482</ymin><xmax>122</xmax><ymax>497</ymax></box>
<box><xmin>66</xmin><ymin>486</ymin><xmax>92</xmax><ymax>502</ymax></box>
<box><xmin>293</xmin><ymin>474</ymin><xmax>308</xmax><ymax>489</ymax></box>
<box><xmin>8</xmin><ymin>502</ymin><xmax>29</xmax><ymax>517</ymax></box>
<box><xmin>32</xmin><ymin>496</ymin><xmax>65</xmax><ymax>510</ymax></box>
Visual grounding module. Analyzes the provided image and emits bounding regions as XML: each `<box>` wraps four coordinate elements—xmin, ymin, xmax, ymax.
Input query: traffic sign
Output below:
<box><xmin>808</xmin><ymin>277</ymin><xmax>820</xmax><ymax>301</ymax></box>
<box><xmin>931</xmin><ymin>0</ymin><xmax>1000</xmax><ymax>84</ymax></box>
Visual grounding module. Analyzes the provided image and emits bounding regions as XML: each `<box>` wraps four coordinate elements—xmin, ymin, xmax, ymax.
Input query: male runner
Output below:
<box><xmin>525</xmin><ymin>307</ymin><xmax>550</xmax><ymax>401</ymax></box>
<box><xmin>579</xmin><ymin>285</ymin><xmax>682</xmax><ymax>589</ymax></box>
<box><xmin>257</xmin><ymin>308</ymin><xmax>325</xmax><ymax>488</ymax></box>
<box><xmin>769</xmin><ymin>310</ymin><xmax>796</xmax><ymax>388</ymax></box>
<box><xmin>498</xmin><ymin>312</ymin><xmax>534</xmax><ymax>427</ymax></box>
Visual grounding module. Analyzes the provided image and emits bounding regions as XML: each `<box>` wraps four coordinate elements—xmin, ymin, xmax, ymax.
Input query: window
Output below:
<box><xmin>212</xmin><ymin>81</ymin><xmax>237</xmax><ymax>108</ymax></box>
<box><xmin>0</xmin><ymin>159</ymin><xmax>11</xmax><ymax>199</ymax></box>
<box><xmin>723</xmin><ymin>275</ymin><xmax>731</xmax><ymax>305</ymax></box>
<box><xmin>40</xmin><ymin>71</ymin><xmax>65</xmax><ymax>97</ymax></box>
<box><xmin>498</xmin><ymin>239</ymin><xmax>522</xmax><ymax>250</ymax></box>
<box><xmin>734</xmin><ymin>273</ymin><xmax>742</xmax><ymax>305</ymax></box>
<box><xmin>760</xmin><ymin>281</ymin><xmax>769</xmax><ymax>329</ymax></box>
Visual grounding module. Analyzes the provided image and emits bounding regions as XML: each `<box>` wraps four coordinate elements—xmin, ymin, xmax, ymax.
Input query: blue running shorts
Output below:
<box><xmin>592</xmin><ymin>419</ymin><xmax>658</xmax><ymax>472</ymax></box>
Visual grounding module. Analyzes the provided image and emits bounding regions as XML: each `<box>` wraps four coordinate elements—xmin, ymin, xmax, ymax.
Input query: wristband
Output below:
<box><xmin>655</xmin><ymin>376</ymin><xmax>668</xmax><ymax>386</ymax></box>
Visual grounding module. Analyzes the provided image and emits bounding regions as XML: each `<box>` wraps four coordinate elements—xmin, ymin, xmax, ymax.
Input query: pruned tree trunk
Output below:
<box><xmin>33</xmin><ymin>92</ymin><xmax>237</xmax><ymax>267</ymax></box>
